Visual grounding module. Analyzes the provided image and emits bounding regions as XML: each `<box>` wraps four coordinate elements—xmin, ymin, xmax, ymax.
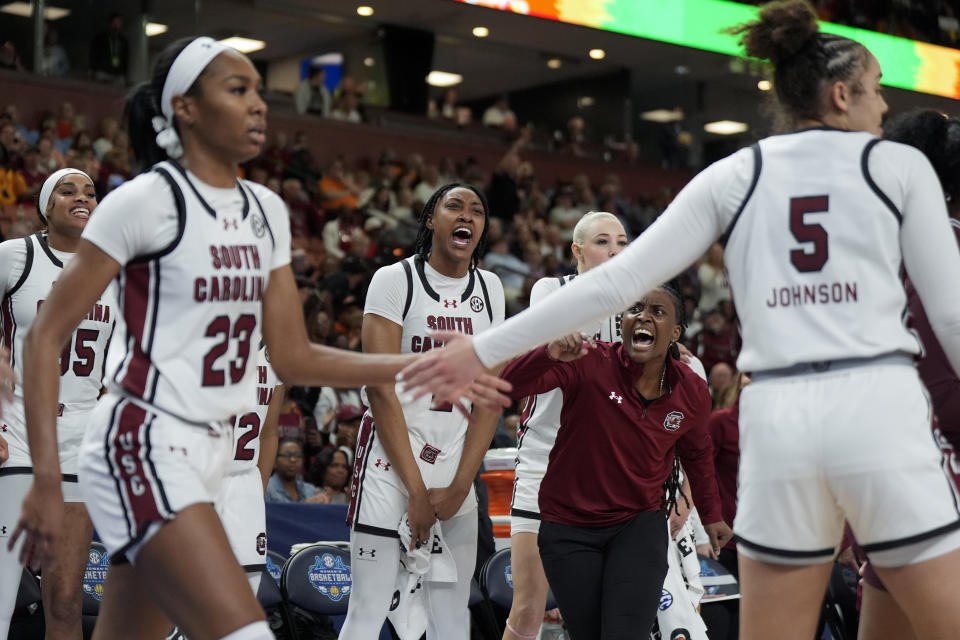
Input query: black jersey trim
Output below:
<box><xmin>558</xmin><ymin>274</ymin><xmax>575</xmax><ymax>287</ymax></box>
<box><xmin>734</xmin><ymin>534</ymin><xmax>835</xmax><ymax>559</ymax></box>
<box><xmin>861</xmin><ymin>139</ymin><xmax>902</xmax><ymax>225</ymax></box>
<box><xmin>510</xmin><ymin>508</ymin><xmax>541</xmax><ymax>521</ymax></box>
<box><xmin>242</xmin><ymin>182</ymin><xmax>276</xmax><ymax>248</ymax></box>
<box><xmin>400</xmin><ymin>259</ymin><xmax>414</xmax><ymax>320</ymax></box>
<box><xmin>475</xmin><ymin>269</ymin><xmax>493</xmax><ymax>323</ymax></box>
<box><xmin>353</xmin><ymin>523</ymin><xmax>402</xmax><ymax>539</ymax></box>
<box><xmin>860</xmin><ymin>519</ymin><xmax>960</xmax><ymax>554</ymax></box>
<box><xmin>8</xmin><ymin>235</ymin><xmax>33</xmax><ymax>298</ymax></box>
<box><xmin>719</xmin><ymin>143</ymin><xmax>762</xmax><ymax>247</ymax></box>
<box><xmin>35</xmin><ymin>233</ymin><xmax>63</xmax><ymax>268</ymax></box>
<box><xmin>132</xmin><ymin>167</ymin><xmax>187</xmax><ymax>264</ymax></box>
<box><xmin>0</xmin><ymin>467</ymin><xmax>33</xmax><ymax>477</ymax></box>
<box><xmin>241</xmin><ymin>562</ymin><xmax>267</xmax><ymax>573</ymax></box>
<box><xmin>413</xmin><ymin>255</ymin><xmax>477</xmax><ymax>305</ymax></box>
<box><xmin>168</xmin><ymin>160</ymin><xmax>250</xmax><ymax>221</ymax></box>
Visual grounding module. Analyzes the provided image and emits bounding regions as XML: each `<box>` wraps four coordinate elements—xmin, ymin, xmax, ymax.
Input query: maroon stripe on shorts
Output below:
<box><xmin>346</xmin><ymin>414</ymin><xmax>375</xmax><ymax>527</ymax></box>
<box><xmin>111</xmin><ymin>401</ymin><xmax>165</xmax><ymax>535</ymax></box>
<box><xmin>0</xmin><ymin>297</ymin><xmax>13</xmax><ymax>358</ymax></box>
<box><xmin>120</xmin><ymin>263</ymin><xmax>153</xmax><ymax>397</ymax></box>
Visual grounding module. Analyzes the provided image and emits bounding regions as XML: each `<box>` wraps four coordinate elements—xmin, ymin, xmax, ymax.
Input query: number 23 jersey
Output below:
<box><xmin>83</xmin><ymin>161</ymin><xmax>291</xmax><ymax>423</ymax></box>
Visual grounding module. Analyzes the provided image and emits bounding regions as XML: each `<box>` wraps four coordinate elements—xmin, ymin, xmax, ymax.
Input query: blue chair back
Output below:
<box><xmin>265</xmin><ymin>550</ymin><xmax>286</xmax><ymax>587</ymax></box>
<box><xmin>281</xmin><ymin>544</ymin><xmax>352</xmax><ymax>616</ymax></box>
<box><xmin>258</xmin><ymin>550</ymin><xmax>286</xmax><ymax>609</ymax></box>
<box><xmin>81</xmin><ymin>542</ymin><xmax>110</xmax><ymax>616</ymax></box>
<box><xmin>480</xmin><ymin>548</ymin><xmax>558</xmax><ymax>611</ymax></box>
<box><xmin>469</xmin><ymin>578</ymin><xmax>484</xmax><ymax>607</ymax></box>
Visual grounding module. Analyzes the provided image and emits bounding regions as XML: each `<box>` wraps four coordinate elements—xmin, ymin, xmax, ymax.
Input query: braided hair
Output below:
<box><xmin>658</xmin><ymin>277</ymin><xmax>692</xmax><ymax>517</ymax></box>
<box><xmin>413</xmin><ymin>183</ymin><xmax>490</xmax><ymax>269</ymax></box>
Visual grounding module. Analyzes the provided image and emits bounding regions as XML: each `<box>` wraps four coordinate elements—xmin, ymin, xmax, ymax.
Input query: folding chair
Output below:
<box><xmin>81</xmin><ymin>542</ymin><xmax>110</xmax><ymax>616</ymax></box>
<box><xmin>280</xmin><ymin>544</ymin><xmax>352</xmax><ymax>640</ymax></box>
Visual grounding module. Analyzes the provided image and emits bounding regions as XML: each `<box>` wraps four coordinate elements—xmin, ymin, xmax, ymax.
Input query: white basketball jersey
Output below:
<box><xmin>107</xmin><ymin>162</ymin><xmax>279</xmax><ymax>423</ymax></box>
<box><xmin>723</xmin><ymin>130</ymin><xmax>922</xmax><ymax>372</ymax></box>
<box><xmin>0</xmin><ymin>233</ymin><xmax>116</xmax><ymax>405</ymax></box>
<box><xmin>363</xmin><ymin>256</ymin><xmax>503</xmax><ymax>453</ymax></box>
<box><xmin>515</xmin><ymin>274</ymin><xmax>622</xmax><ymax>479</ymax></box>
<box><xmin>229</xmin><ymin>344</ymin><xmax>278</xmax><ymax>474</ymax></box>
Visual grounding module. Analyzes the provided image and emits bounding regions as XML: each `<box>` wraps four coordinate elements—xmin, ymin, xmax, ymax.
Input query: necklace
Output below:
<box><xmin>658</xmin><ymin>362</ymin><xmax>667</xmax><ymax>397</ymax></box>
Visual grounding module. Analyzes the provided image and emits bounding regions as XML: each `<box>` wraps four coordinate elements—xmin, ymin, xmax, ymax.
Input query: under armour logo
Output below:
<box><xmin>443</xmin><ymin>299</ymin><xmax>457</xmax><ymax>308</ymax></box>
<box><xmin>375</xmin><ymin>458</ymin><xmax>391</xmax><ymax>471</ymax></box>
<box><xmin>1</xmin><ymin>526</ymin><xmax>7</xmax><ymax>535</ymax></box>
<box><xmin>0</xmin><ymin>424</ymin><xmax>6</xmax><ymax>432</ymax></box>
<box><xmin>609</xmin><ymin>391</ymin><xmax>622</xmax><ymax>404</ymax></box>
<box><xmin>168</xmin><ymin>446</ymin><xmax>188</xmax><ymax>456</ymax></box>
<box><xmin>223</xmin><ymin>218</ymin><xmax>238</xmax><ymax>230</ymax></box>
<box><xmin>358</xmin><ymin>547</ymin><xmax>376</xmax><ymax>557</ymax></box>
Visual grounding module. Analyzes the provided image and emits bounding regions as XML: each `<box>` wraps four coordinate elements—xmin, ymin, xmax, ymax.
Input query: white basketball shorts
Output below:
<box><xmin>216</xmin><ymin>465</ymin><xmax>268</xmax><ymax>571</ymax></box>
<box><xmin>735</xmin><ymin>360</ymin><xmax>960</xmax><ymax>567</ymax></box>
<box><xmin>79</xmin><ymin>395</ymin><xmax>233</xmax><ymax>564</ymax></box>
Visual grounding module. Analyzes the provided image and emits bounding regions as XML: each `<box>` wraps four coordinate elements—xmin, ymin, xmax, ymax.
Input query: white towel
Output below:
<box><xmin>387</xmin><ymin>513</ymin><xmax>458</xmax><ymax>640</ymax></box>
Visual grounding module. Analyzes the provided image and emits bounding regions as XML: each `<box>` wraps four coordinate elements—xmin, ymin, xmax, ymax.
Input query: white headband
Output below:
<box><xmin>37</xmin><ymin>169</ymin><xmax>94</xmax><ymax>223</ymax></box>
<box><xmin>152</xmin><ymin>36</ymin><xmax>230</xmax><ymax>159</ymax></box>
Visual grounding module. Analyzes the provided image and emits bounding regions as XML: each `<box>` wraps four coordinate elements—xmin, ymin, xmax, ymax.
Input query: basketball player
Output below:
<box><xmin>340</xmin><ymin>183</ymin><xmax>505</xmax><ymax>640</ymax></box>
<box><xmin>852</xmin><ymin>110</ymin><xmax>960</xmax><ymax>640</ymax></box>
<box><xmin>400</xmin><ymin>2</ymin><xmax>960</xmax><ymax>637</ymax></box>
<box><xmin>216</xmin><ymin>342</ymin><xmax>283</xmax><ymax>595</ymax></box>
<box><xmin>8</xmin><ymin>38</ymin><xmax>508</xmax><ymax>640</ymax></box>
<box><xmin>0</xmin><ymin>169</ymin><xmax>117</xmax><ymax>640</ymax></box>
<box><xmin>506</xmin><ymin>211</ymin><xmax>628</xmax><ymax>640</ymax></box>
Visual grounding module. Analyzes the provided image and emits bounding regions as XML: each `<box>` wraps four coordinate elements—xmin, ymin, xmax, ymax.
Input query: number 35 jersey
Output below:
<box><xmin>0</xmin><ymin>232</ymin><xmax>117</xmax><ymax>468</ymax></box>
<box><xmin>83</xmin><ymin>161</ymin><xmax>291</xmax><ymax>423</ymax></box>
<box><xmin>723</xmin><ymin>130</ymin><xmax>924</xmax><ymax>372</ymax></box>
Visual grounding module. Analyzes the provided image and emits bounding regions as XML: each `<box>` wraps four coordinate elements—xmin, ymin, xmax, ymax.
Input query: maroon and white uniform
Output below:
<box><xmin>76</xmin><ymin>161</ymin><xmax>290</xmax><ymax>562</ymax></box>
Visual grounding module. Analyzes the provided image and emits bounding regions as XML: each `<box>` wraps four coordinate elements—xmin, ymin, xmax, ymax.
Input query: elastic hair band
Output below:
<box><xmin>152</xmin><ymin>36</ymin><xmax>230</xmax><ymax>159</ymax></box>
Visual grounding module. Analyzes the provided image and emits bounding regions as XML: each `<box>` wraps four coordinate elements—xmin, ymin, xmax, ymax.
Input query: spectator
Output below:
<box><xmin>55</xmin><ymin>101</ymin><xmax>74</xmax><ymax>140</ymax></box>
<box><xmin>697</xmin><ymin>243</ymin><xmax>730</xmax><ymax>316</ymax></box>
<box><xmin>41</xmin><ymin>25</ymin><xmax>69</xmax><ymax>77</ymax></box>
<box><xmin>293</xmin><ymin>65</ymin><xmax>331</xmax><ymax>116</ymax></box>
<box><xmin>692</xmin><ymin>308</ymin><xmax>739</xmax><ymax>375</ymax></box>
<box><xmin>318</xmin><ymin>158</ymin><xmax>360</xmax><ymax>214</ymax></box>
<box><xmin>0</xmin><ymin>159</ymin><xmax>26</xmax><ymax>205</ymax></box>
<box><xmin>36</xmin><ymin>135</ymin><xmax>64</xmax><ymax>174</ymax></box>
<box><xmin>483</xmin><ymin>236</ymin><xmax>530</xmax><ymax>311</ymax></box>
<box><xmin>265</xmin><ymin>440</ymin><xmax>318</xmax><ymax>503</ymax></box>
<box><xmin>0</xmin><ymin>122</ymin><xmax>19</xmax><ymax>167</ymax></box>
<box><xmin>332</xmin><ymin>404</ymin><xmax>363</xmax><ymax>463</ymax></box>
<box><xmin>4</xmin><ymin>104</ymin><xmax>35</xmax><ymax>147</ymax></box>
<box><xmin>429</xmin><ymin>87</ymin><xmax>470</xmax><ymax>125</ymax></box>
<box><xmin>89</xmin><ymin>13</ymin><xmax>128</xmax><ymax>84</ymax></box>
<box><xmin>708</xmin><ymin>362</ymin><xmax>734</xmax><ymax>407</ymax></box>
<box><xmin>262</xmin><ymin>130</ymin><xmax>291</xmax><ymax>179</ymax></box>
<box><xmin>330</xmin><ymin>93</ymin><xmax>362</xmax><ymax>123</ymax></box>
<box><xmin>19</xmin><ymin>147</ymin><xmax>44</xmax><ymax>201</ymax></box>
<box><xmin>487</xmin><ymin>128</ymin><xmax>530</xmax><ymax>222</ymax></box>
<box><xmin>306</xmin><ymin>448</ymin><xmax>351</xmax><ymax>504</ymax></box>
<box><xmin>0</xmin><ymin>38</ymin><xmax>23</xmax><ymax>71</ymax></box>
<box><xmin>281</xmin><ymin>177</ymin><xmax>321</xmax><ymax>238</ymax></box>
<box><xmin>92</xmin><ymin>117</ymin><xmax>118</xmax><ymax>159</ymax></box>
<box><xmin>482</xmin><ymin>95</ymin><xmax>516</xmax><ymax>128</ymax></box>
<box><xmin>98</xmin><ymin>147</ymin><xmax>130</xmax><ymax>194</ymax></box>
<box><xmin>412</xmin><ymin>163</ymin><xmax>440</xmax><ymax>205</ymax></box>
<box><xmin>548</xmin><ymin>186</ymin><xmax>583</xmax><ymax>242</ymax></box>
<box><xmin>286</xmin><ymin>131</ymin><xmax>320</xmax><ymax>188</ymax></box>
<box><xmin>563</xmin><ymin>116</ymin><xmax>587</xmax><ymax>157</ymax></box>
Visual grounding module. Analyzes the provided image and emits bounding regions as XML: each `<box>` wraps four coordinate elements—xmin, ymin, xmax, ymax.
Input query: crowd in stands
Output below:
<box><xmin>738</xmin><ymin>0</ymin><xmax>959</xmax><ymax>46</ymax></box>
<box><xmin>0</xmin><ymin>90</ymin><xmax>746</xmax><ymax>499</ymax></box>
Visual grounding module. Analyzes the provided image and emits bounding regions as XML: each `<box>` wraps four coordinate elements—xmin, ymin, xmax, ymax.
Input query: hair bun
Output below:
<box><xmin>730</xmin><ymin>0</ymin><xmax>820</xmax><ymax>66</ymax></box>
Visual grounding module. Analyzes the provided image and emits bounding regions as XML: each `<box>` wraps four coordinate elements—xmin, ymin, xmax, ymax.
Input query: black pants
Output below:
<box><xmin>538</xmin><ymin>511</ymin><xmax>668</xmax><ymax>640</ymax></box>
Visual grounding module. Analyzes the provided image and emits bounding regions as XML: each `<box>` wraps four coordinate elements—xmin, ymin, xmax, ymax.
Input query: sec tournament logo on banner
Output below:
<box><xmin>308</xmin><ymin>553</ymin><xmax>352</xmax><ymax>602</ymax></box>
<box><xmin>83</xmin><ymin>548</ymin><xmax>110</xmax><ymax>602</ymax></box>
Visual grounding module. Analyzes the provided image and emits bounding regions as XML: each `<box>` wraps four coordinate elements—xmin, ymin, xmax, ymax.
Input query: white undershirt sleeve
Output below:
<box><xmin>894</xmin><ymin>145</ymin><xmax>960</xmax><ymax>377</ymax></box>
<box><xmin>473</xmin><ymin>154</ymin><xmax>748</xmax><ymax>367</ymax></box>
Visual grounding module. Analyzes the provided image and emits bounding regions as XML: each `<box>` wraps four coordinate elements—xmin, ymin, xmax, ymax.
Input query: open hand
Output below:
<box><xmin>9</xmin><ymin>480</ymin><xmax>63</xmax><ymax>569</ymax></box>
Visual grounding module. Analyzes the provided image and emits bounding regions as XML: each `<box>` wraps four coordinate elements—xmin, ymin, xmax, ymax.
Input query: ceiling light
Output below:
<box><xmin>757</xmin><ymin>79</ymin><xmax>772</xmax><ymax>91</ymax></box>
<box><xmin>145</xmin><ymin>22</ymin><xmax>168</xmax><ymax>37</ymax></box>
<box><xmin>357</xmin><ymin>5</ymin><xmax>373</xmax><ymax>16</ymax></box>
<box><xmin>674</xmin><ymin>65</ymin><xmax>690</xmax><ymax>75</ymax></box>
<box><xmin>363</xmin><ymin>57</ymin><xmax>375</xmax><ymax>67</ymax></box>
<box><xmin>472</xmin><ymin>26</ymin><xmax>489</xmax><ymax>38</ymax></box>
<box><xmin>588</xmin><ymin>48</ymin><xmax>605</xmax><ymax>60</ymax></box>
<box><xmin>578</xmin><ymin>96</ymin><xmax>595</xmax><ymax>108</ymax></box>
<box><xmin>218</xmin><ymin>36</ymin><xmax>266</xmax><ymax>54</ymax></box>
<box><xmin>426</xmin><ymin>71</ymin><xmax>463</xmax><ymax>87</ymax></box>
<box><xmin>0</xmin><ymin>2</ymin><xmax>69</xmax><ymax>19</ymax></box>
<box><xmin>704</xmin><ymin>120</ymin><xmax>749</xmax><ymax>135</ymax></box>
<box><xmin>640</xmin><ymin>108</ymin><xmax>684</xmax><ymax>123</ymax></box>
<box><xmin>547</xmin><ymin>58</ymin><xmax>562</xmax><ymax>69</ymax></box>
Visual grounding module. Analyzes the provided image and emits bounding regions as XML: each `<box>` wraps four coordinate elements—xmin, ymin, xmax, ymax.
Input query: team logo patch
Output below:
<box><xmin>83</xmin><ymin>548</ymin><xmax>110</xmax><ymax>602</ymax></box>
<box><xmin>265</xmin><ymin>554</ymin><xmax>282</xmax><ymax>586</ymax></box>
<box><xmin>419</xmin><ymin>444</ymin><xmax>441</xmax><ymax>464</ymax></box>
<box><xmin>663</xmin><ymin>411</ymin><xmax>684</xmax><ymax>432</ymax></box>
<box><xmin>670</xmin><ymin>630</ymin><xmax>691</xmax><ymax>640</ymax></box>
<box><xmin>504</xmin><ymin>563</ymin><xmax>513</xmax><ymax>589</ymax></box>
<box><xmin>308</xmin><ymin>553</ymin><xmax>352</xmax><ymax>602</ymax></box>
<box><xmin>251</xmin><ymin>212</ymin><xmax>267</xmax><ymax>238</ymax></box>
<box><xmin>658</xmin><ymin>589</ymin><xmax>673</xmax><ymax>610</ymax></box>
<box><xmin>256</xmin><ymin>532</ymin><xmax>267</xmax><ymax>555</ymax></box>
<box><xmin>470</xmin><ymin>295</ymin><xmax>484</xmax><ymax>313</ymax></box>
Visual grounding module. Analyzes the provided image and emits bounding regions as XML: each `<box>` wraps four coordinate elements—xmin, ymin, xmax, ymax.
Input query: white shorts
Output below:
<box><xmin>79</xmin><ymin>395</ymin><xmax>233</xmax><ymax>564</ymax></box>
<box><xmin>1</xmin><ymin>394</ymin><xmax>95</xmax><ymax>488</ymax></box>
<box><xmin>216</xmin><ymin>466</ymin><xmax>267</xmax><ymax>571</ymax></box>
<box><xmin>348</xmin><ymin>416</ymin><xmax>477</xmax><ymax>538</ymax></box>
<box><xmin>510</xmin><ymin>475</ymin><xmax>541</xmax><ymax>536</ymax></box>
<box><xmin>735</xmin><ymin>361</ymin><xmax>960</xmax><ymax>567</ymax></box>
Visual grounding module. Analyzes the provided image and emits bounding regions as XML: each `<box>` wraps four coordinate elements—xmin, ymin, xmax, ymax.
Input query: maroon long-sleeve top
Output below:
<box><xmin>502</xmin><ymin>342</ymin><xmax>722</xmax><ymax>528</ymax></box>
<box><xmin>707</xmin><ymin>401</ymin><xmax>740</xmax><ymax>549</ymax></box>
